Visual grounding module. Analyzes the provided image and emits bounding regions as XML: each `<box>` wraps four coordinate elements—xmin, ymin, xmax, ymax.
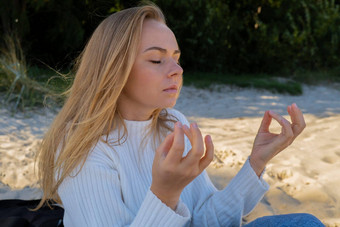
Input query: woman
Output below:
<box><xmin>36</xmin><ymin>3</ymin><xmax>324</xmax><ymax>227</ymax></box>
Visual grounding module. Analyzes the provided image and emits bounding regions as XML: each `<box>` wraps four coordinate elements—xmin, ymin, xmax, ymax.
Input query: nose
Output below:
<box><xmin>167</xmin><ymin>59</ymin><xmax>183</xmax><ymax>78</ymax></box>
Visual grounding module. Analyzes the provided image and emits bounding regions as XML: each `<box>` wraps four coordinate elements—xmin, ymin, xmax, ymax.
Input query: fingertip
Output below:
<box><xmin>204</xmin><ymin>135</ymin><xmax>210</xmax><ymax>144</ymax></box>
<box><xmin>183</xmin><ymin>124</ymin><xmax>189</xmax><ymax>131</ymax></box>
<box><xmin>174</xmin><ymin>122</ymin><xmax>184</xmax><ymax>136</ymax></box>
<box><xmin>190</xmin><ymin>122</ymin><xmax>200</xmax><ymax>134</ymax></box>
<box><xmin>268</xmin><ymin>110</ymin><xmax>275</xmax><ymax>116</ymax></box>
<box><xmin>287</xmin><ymin>105</ymin><xmax>292</xmax><ymax>113</ymax></box>
<box><xmin>182</xmin><ymin>124</ymin><xmax>193</xmax><ymax>139</ymax></box>
<box><xmin>205</xmin><ymin>135</ymin><xmax>214</xmax><ymax>149</ymax></box>
<box><xmin>291</xmin><ymin>103</ymin><xmax>301</xmax><ymax>113</ymax></box>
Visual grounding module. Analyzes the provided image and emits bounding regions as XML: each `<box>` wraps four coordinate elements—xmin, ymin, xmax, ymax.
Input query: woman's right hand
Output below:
<box><xmin>151</xmin><ymin>121</ymin><xmax>214</xmax><ymax>210</ymax></box>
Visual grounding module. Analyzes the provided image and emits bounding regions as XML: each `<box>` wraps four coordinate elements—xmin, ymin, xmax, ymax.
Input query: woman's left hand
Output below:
<box><xmin>249</xmin><ymin>103</ymin><xmax>306</xmax><ymax>176</ymax></box>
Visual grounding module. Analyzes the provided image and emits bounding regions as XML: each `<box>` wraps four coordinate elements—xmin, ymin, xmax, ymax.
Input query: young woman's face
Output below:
<box><xmin>118</xmin><ymin>19</ymin><xmax>183</xmax><ymax>120</ymax></box>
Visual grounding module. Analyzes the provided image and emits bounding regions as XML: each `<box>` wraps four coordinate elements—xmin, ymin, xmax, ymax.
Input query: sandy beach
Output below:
<box><xmin>1</xmin><ymin>84</ymin><xmax>339</xmax><ymax>226</ymax></box>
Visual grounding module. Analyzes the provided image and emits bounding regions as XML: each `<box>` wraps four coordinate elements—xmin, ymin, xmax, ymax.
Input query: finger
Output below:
<box><xmin>199</xmin><ymin>135</ymin><xmax>214</xmax><ymax>171</ymax></box>
<box><xmin>287</xmin><ymin>105</ymin><xmax>292</xmax><ymax>117</ymax></box>
<box><xmin>156</xmin><ymin>132</ymin><xmax>174</xmax><ymax>159</ymax></box>
<box><xmin>268</xmin><ymin>110</ymin><xmax>294</xmax><ymax>141</ymax></box>
<box><xmin>183</xmin><ymin>124</ymin><xmax>193</xmax><ymax>143</ymax></box>
<box><xmin>288</xmin><ymin>103</ymin><xmax>306</xmax><ymax>136</ymax></box>
<box><xmin>182</xmin><ymin>122</ymin><xmax>205</xmax><ymax>165</ymax></box>
<box><xmin>188</xmin><ymin>122</ymin><xmax>205</xmax><ymax>158</ymax></box>
<box><xmin>258</xmin><ymin>111</ymin><xmax>272</xmax><ymax>133</ymax></box>
<box><xmin>288</xmin><ymin>103</ymin><xmax>304</xmax><ymax>125</ymax></box>
<box><xmin>166</xmin><ymin>121</ymin><xmax>185</xmax><ymax>163</ymax></box>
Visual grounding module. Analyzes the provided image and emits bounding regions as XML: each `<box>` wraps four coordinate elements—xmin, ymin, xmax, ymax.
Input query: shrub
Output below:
<box><xmin>0</xmin><ymin>33</ymin><xmax>61</xmax><ymax>112</ymax></box>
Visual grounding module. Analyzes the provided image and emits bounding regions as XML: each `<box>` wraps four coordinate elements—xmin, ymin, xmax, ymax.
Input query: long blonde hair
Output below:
<box><xmin>36</xmin><ymin>3</ymin><xmax>176</xmax><ymax>209</ymax></box>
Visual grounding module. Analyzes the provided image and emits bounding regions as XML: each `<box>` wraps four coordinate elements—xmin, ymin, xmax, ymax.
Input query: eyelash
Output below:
<box><xmin>150</xmin><ymin>60</ymin><xmax>181</xmax><ymax>65</ymax></box>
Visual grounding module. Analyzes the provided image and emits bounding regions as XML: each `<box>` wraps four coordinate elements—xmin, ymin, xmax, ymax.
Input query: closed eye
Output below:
<box><xmin>150</xmin><ymin>60</ymin><xmax>161</xmax><ymax>64</ymax></box>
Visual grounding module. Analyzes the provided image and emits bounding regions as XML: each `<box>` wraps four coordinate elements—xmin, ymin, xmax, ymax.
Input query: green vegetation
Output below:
<box><xmin>0</xmin><ymin>64</ymin><xmax>72</xmax><ymax>112</ymax></box>
<box><xmin>292</xmin><ymin>68</ymin><xmax>340</xmax><ymax>85</ymax></box>
<box><xmin>1</xmin><ymin>0</ymin><xmax>340</xmax><ymax>109</ymax></box>
<box><xmin>0</xmin><ymin>34</ymin><xmax>72</xmax><ymax>112</ymax></box>
<box><xmin>155</xmin><ymin>0</ymin><xmax>340</xmax><ymax>74</ymax></box>
<box><xmin>1</xmin><ymin>0</ymin><xmax>340</xmax><ymax>74</ymax></box>
<box><xmin>183</xmin><ymin>72</ymin><xmax>303</xmax><ymax>95</ymax></box>
<box><xmin>28</xmin><ymin>65</ymin><xmax>72</xmax><ymax>94</ymax></box>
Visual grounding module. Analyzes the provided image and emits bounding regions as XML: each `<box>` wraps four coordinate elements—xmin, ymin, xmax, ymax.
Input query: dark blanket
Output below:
<box><xmin>0</xmin><ymin>200</ymin><xmax>64</xmax><ymax>227</ymax></box>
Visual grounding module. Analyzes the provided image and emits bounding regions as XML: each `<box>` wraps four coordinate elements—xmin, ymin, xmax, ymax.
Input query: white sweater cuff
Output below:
<box><xmin>245</xmin><ymin>158</ymin><xmax>269</xmax><ymax>190</ymax></box>
<box><xmin>133</xmin><ymin>189</ymin><xmax>190</xmax><ymax>226</ymax></box>
<box><xmin>231</xmin><ymin>159</ymin><xmax>269</xmax><ymax>215</ymax></box>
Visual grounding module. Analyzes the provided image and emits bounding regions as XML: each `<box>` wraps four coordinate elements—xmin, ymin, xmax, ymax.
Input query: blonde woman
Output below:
<box><xmin>36</xmin><ymin>3</ymin><xmax>324</xmax><ymax>227</ymax></box>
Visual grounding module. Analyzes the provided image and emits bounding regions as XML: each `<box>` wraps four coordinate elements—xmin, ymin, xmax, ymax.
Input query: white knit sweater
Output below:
<box><xmin>58</xmin><ymin>109</ymin><xmax>269</xmax><ymax>227</ymax></box>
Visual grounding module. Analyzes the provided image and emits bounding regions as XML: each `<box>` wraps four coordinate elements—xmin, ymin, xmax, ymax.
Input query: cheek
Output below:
<box><xmin>128</xmin><ymin>73</ymin><xmax>159</xmax><ymax>98</ymax></box>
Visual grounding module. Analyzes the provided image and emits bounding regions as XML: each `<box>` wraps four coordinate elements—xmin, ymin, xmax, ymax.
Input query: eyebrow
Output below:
<box><xmin>143</xmin><ymin>46</ymin><xmax>181</xmax><ymax>55</ymax></box>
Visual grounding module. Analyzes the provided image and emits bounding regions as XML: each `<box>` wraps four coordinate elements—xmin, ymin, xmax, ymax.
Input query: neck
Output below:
<box><xmin>121</xmin><ymin>112</ymin><xmax>153</xmax><ymax>121</ymax></box>
<box><xmin>117</xmin><ymin>102</ymin><xmax>155</xmax><ymax>121</ymax></box>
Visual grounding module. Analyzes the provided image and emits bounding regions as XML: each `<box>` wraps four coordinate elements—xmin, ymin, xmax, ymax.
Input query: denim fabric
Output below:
<box><xmin>244</xmin><ymin>213</ymin><xmax>325</xmax><ymax>227</ymax></box>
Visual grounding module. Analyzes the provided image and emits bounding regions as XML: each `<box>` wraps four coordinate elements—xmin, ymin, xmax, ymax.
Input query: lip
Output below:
<box><xmin>163</xmin><ymin>85</ymin><xmax>178</xmax><ymax>93</ymax></box>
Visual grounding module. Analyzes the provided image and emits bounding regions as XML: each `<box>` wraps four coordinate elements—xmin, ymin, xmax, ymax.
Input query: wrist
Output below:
<box><xmin>249</xmin><ymin>155</ymin><xmax>266</xmax><ymax>177</ymax></box>
<box><xmin>150</xmin><ymin>185</ymin><xmax>180</xmax><ymax>210</ymax></box>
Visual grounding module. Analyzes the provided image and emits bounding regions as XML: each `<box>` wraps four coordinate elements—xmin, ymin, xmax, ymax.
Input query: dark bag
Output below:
<box><xmin>0</xmin><ymin>199</ymin><xmax>64</xmax><ymax>227</ymax></box>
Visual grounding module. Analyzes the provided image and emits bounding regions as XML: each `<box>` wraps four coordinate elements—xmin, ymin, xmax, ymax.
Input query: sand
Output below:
<box><xmin>1</xmin><ymin>84</ymin><xmax>339</xmax><ymax>226</ymax></box>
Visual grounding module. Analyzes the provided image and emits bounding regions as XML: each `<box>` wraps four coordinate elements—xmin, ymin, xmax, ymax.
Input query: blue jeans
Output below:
<box><xmin>244</xmin><ymin>213</ymin><xmax>325</xmax><ymax>227</ymax></box>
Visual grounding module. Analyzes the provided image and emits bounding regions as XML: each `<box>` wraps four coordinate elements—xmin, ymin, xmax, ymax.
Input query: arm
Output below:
<box><xmin>58</xmin><ymin>148</ymin><xmax>190</xmax><ymax>227</ymax></box>
<box><xmin>188</xmin><ymin>160</ymin><xmax>268</xmax><ymax>226</ymax></box>
<box><xmin>188</xmin><ymin>103</ymin><xmax>305</xmax><ymax>226</ymax></box>
<box><xmin>166</xmin><ymin>111</ymin><xmax>268</xmax><ymax>226</ymax></box>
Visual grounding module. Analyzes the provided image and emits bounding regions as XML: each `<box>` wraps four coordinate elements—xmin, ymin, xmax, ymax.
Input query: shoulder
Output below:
<box><xmin>84</xmin><ymin>139</ymin><xmax>120</xmax><ymax>170</ymax></box>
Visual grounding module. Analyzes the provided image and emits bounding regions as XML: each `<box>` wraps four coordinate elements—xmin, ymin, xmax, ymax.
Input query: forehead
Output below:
<box><xmin>139</xmin><ymin>19</ymin><xmax>178</xmax><ymax>50</ymax></box>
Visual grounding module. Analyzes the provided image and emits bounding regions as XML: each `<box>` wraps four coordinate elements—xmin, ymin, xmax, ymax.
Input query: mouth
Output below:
<box><xmin>163</xmin><ymin>85</ymin><xmax>178</xmax><ymax>94</ymax></box>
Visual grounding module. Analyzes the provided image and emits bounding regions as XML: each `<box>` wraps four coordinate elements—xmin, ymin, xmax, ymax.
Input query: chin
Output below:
<box><xmin>156</xmin><ymin>97</ymin><xmax>178</xmax><ymax>109</ymax></box>
<box><xmin>169</xmin><ymin>99</ymin><xmax>178</xmax><ymax>107</ymax></box>
<box><xmin>162</xmin><ymin>101</ymin><xmax>177</xmax><ymax>109</ymax></box>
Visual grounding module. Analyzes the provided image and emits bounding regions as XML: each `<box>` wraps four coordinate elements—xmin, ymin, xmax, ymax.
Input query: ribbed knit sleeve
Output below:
<box><xmin>188</xmin><ymin>160</ymin><xmax>269</xmax><ymax>227</ymax></box>
<box><xmin>58</xmin><ymin>159</ymin><xmax>190</xmax><ymax>227</ymax></box>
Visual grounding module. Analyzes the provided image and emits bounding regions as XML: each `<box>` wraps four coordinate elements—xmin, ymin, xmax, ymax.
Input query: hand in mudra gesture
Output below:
<box><xmin>151</xmin><ymin>121</ymin><xmax>214</xmax><ymax>210</ymax></box>
<box><xmin>250</xmin><ymin>103</ymin><xmax>306</xmax><ymax>176</ymax></box>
